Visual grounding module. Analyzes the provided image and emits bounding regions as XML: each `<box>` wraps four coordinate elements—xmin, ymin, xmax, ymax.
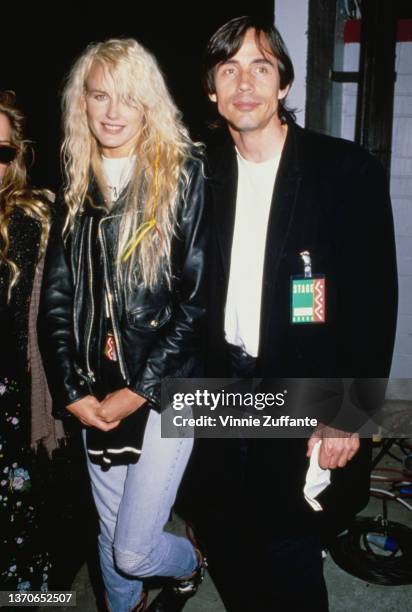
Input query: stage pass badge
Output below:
<box><xmin>291</xmin><ymin>251</ymin><xmax>326</xmax><ymax>324</ymax></box>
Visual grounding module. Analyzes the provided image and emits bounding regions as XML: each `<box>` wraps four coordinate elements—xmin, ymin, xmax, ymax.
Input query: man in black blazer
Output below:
<box><xmin>178</xmin><ymin>15</ymin><xmax>398</xmax><ymax>612</ymax></box>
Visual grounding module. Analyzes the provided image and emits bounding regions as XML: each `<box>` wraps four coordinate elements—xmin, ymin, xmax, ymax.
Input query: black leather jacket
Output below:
<box><xmin>38</xmin><ymin>156</ymin><xmax>207</xmax><ymax>417</ymax></box>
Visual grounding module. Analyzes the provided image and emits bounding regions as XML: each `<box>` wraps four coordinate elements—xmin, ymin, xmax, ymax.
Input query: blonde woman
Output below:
<box><xmin>39</xmin><ymin>39</ymin><xmax>207</xmax><ymax>611</ymax></box>
<box><xmin>0</xmin><ymin>91</ymin><xmax>54</xmax><ymax>591</ymax></box>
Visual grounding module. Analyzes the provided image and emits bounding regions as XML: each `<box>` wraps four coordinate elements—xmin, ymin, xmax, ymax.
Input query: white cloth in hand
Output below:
<box><xmin>303</xmin><ymin>440</ymin><xmax>331</xmax><ymax>512</ymax></box>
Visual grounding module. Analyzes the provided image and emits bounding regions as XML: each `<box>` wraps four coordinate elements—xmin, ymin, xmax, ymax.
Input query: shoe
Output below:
<box><xmin>146</xmin><ymin>549</ymin><xmax>207</xmax><ymax>611</ymax></box>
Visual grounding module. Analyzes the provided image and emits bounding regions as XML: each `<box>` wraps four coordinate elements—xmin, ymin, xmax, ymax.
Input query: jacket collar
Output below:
<box><xmin>210</xmin><ymin>118</ymin><xmax>305</xmax><ymax>180</ymax></box>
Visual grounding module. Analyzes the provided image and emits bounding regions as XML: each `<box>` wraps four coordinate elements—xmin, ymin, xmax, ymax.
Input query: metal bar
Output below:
<box><xmin>355</xmin><ymin>0</ymin><xmax>399</xmax><ymax>175</ymax></box>
<box><xmin>305</xmin><ymin>0</ymin><xmax>338</xmax><ymax>135</ymax></box>
<box><xmin>330</xmin><ymin>70</ymin><xmax>359</xmax><ymax>83</ymax></box>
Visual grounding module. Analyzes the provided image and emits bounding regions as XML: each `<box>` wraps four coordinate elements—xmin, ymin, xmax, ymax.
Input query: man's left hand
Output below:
<box><xmin>97</xmin><ymin>388</ymin><xmax>147</xmax><ymax>423</ymax></box>
<box><xmin>306</xmin><ymin>425</ymin><xmax>360</xmax><ymax>469</ymax></box>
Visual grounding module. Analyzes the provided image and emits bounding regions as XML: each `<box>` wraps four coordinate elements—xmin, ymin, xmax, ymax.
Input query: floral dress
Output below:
<box><xmin>0</xmin><ymin>210</ymin><xmax>50</xmax><ymax>591</ymax></box>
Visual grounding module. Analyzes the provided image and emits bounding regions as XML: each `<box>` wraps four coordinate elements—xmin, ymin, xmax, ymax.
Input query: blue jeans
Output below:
<box><xmin>84</xmin><ymin>409</ymin><xmax>197</xmax><ymax>611</ymax></box>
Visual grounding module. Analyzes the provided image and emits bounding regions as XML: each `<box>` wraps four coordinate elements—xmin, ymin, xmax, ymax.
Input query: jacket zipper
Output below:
<box><xmin>85</xmin><ymin>220</ymin><xmax>96</xmax><ymax>383</ymax></box>
<box><xmin>98</xmin><ymin>217</ymin><xmax>130</xmax><ymax>383</ymax></box>
<box><xmin>73</xmin><ymin>220</ymin><xmax>86</xmax><ymax>349</ymax></box>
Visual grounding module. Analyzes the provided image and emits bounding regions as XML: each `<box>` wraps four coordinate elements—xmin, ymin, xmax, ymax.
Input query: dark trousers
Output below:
<box><xmin>201</xmin><ymin>526</ymin><xmax>328</xmax><ymax>611</ymax></box>
<box><xmin>186</xmin><ymin>343</ymin><xmax>329</xmax><ymax>612</ymax></box>
<box><xmin>192</xmin><ymin>435</ymin><xmax>329</xmax><ymax>612</ymax></box>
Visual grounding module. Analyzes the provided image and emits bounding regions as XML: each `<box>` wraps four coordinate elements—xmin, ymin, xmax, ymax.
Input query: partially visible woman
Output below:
<box><xmin>0</xmin><ymin>90</ymin><xmax>63</xmax><ymax>591</ymax></box>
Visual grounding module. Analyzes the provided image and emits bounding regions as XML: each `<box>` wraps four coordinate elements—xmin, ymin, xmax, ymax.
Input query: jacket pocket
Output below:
<box><xmin>127</xmin><ymin>304</ymin><xmax>172</xmax><ymax>331</ymax></box>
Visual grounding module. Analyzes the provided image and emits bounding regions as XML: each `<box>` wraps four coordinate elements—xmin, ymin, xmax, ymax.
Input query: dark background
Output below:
<box><xmin>1</xmin><ymin>1</ymin><xmax>273</xmax><ymax>190</ymax></box>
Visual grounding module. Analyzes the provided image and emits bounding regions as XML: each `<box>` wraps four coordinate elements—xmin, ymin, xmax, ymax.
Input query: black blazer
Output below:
<box><xmin>206</xmin><ymin>121</ymin><xmax>397</xmax><ymax>381</ymax></box>
<box><xmin>180</xmin><ymin>121</ymin><xmax>398</xmax><ymax>540</ymax></box>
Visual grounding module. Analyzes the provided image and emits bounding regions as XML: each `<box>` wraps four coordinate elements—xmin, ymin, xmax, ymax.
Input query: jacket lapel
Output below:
<box><xmin>208</xmin><ymin>140</ymin><xmax>238</xmax><ymax>280</ymax></box>
<box><xmin>259</xmin><ymin>123</ymin><xmax>304</xmax><ymax>356</ymax></box>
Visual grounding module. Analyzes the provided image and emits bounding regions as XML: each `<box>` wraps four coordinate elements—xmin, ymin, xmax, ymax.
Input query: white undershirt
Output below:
<box><xmin>101</xmin><ymin>155</ymin><xmax>136</xmax><ymax>203</ymax></box>
<box><xmin>224</xmin><ymin>150</ymin><xmax>280</xmax><ymax>357</ymax></box>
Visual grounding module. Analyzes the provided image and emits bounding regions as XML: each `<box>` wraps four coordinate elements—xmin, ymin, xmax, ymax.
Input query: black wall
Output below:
<box><xmin>1</xmin><ymin>1</ymin><xmax>273</xmax><ymax>189</ymax></box>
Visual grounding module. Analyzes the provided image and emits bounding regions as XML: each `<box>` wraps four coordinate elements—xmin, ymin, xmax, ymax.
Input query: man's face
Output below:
<box><xmin>84</xmin><ymin>61</ymin><xmax>143</xmax><ymax>158</ymax></box>
<box><xmin>210</xmin><ymin>28</ymin><xmax>289</xmax><ymax>134</ymax></box>
<box><xmin>0</xmin><ymin>112</ymin><xmax>12</xmax><ymax>182</ymax></box>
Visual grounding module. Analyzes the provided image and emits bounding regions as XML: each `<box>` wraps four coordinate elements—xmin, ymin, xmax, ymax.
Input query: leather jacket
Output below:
<box><xmin>38</xmin><ymin>155</ymin><xmax>207</xmax><ymax>417</ymax></box>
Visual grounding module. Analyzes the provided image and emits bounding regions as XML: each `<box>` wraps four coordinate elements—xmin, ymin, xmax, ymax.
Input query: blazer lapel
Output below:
<box><xmin>259</xmin><ymin>123</ymin><xmax>304</xmax><ymax>355</ymax></box>
<box><xmin>208</xmin><ymin>140</ymin><xmax>238</xmax><ymax>280</ymax></box>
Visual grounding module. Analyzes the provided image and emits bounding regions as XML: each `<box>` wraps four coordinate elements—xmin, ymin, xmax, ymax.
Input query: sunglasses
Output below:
<box><xmin>0</xmin><ymin>144</ymin><xmax>18</xmax><ymax>164</ymax></box>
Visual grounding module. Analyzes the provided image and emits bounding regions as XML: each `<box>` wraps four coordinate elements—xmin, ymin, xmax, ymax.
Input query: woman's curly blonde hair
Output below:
<box><xmin>0</xmin><ymin>90</ymin><xmax>52</xmax><ymax>300</ymax></box>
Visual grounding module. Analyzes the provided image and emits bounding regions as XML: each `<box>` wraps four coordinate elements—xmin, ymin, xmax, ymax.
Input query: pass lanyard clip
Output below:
<box><xmin>300</xmin><ymin>250</ymin><xmax>312</xmax><ymax>278</ymax></box>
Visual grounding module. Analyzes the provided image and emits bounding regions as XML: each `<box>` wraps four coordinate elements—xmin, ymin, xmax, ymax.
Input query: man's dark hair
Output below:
<box><xmin>203</xmin><ymin>15</ymin><xmax>295</xmax><ymax>123</ymax></box>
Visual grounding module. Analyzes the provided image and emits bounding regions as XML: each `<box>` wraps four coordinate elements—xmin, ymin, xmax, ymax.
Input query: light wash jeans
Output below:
<box><xmin>84</xmin><ymin>409</ymin><xmax>197</xmax><ymax>612</ymax></box>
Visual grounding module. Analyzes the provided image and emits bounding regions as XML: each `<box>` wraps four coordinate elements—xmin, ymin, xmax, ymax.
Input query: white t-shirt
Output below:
<box><xmin>224</xmin><ymin>150</ymin><xmax>280</xmax><ymax>357</ymax></box>
<box><xmin>101</xmin><ymin>155</ymin><xmax>136</xmax><ymax>203</ymax></box>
